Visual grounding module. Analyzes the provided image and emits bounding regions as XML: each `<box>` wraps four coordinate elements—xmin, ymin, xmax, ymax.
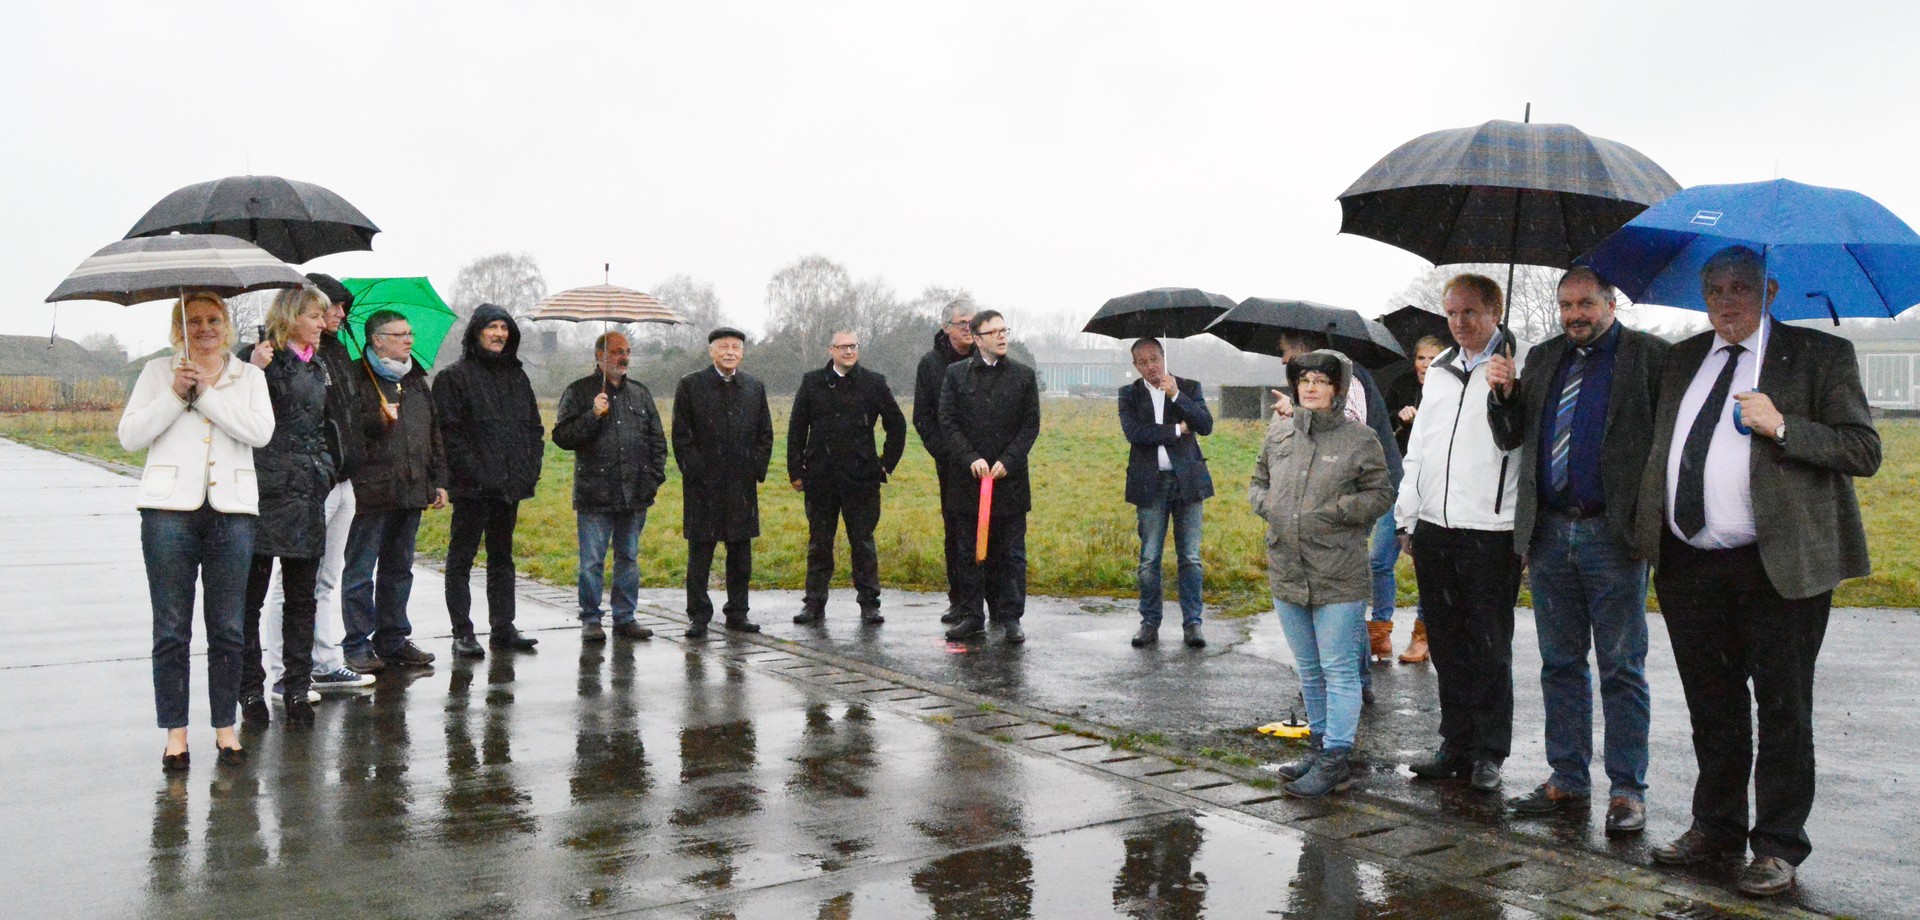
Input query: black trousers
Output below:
<box><xmin>242</xmin><ymin>554</ymin><xmax>318</xmax><ymax>701</ymax></box>
<box><xmin>687</xmin><ymin>539</ymin><xmax>752</xmax><ymax>624</ymax></box>
<box><xmin>803</xmin><ymin>481</ymin><xmax>882</xmax><ymax>610</ymax></box>
<box><xmin>935</xmin><ymin>462</ymin><xmax>966</xmax><ymax>609</ymax></box>
<box><xmin>446</xmin><ymin>496</ymin><xmax>520</xmax><ymax>638</ymax></box>
<box><xmin>1411</xmin><ymin>522</ymin><xmax>1521</xmax><ymax>761</ymax></box>
<box><xmin>1656</xmin><ymin>533</ymin><xmax>1829</xmax><ymax>865</ymax></box>
<box><xmin>949</xmin><ymin>511</ymin><xmax>1028</xmax><ymax>623</ymax></box>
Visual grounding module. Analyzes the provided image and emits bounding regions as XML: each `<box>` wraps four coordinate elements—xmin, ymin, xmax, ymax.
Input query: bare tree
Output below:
<box><xmin>79</xmin><ymin>331</ymin><xmax>126</xmax><ymax>360</ymax></box>
<box><xmin>451</xmin><ymin>252</ymin><xmax>547</xmax><ymax>317</ymax></box>
<box><xmin>1384</xmin><ymin>262</ymin><xmax>1585</xmax><ymax>344</ymax></box>
<box><xmin>641</xmin><ymin>274</ymin><xmax>728</xmax><ymax>352</ymax></box>
<box><xmin>766</xmin><ymin>254</ymin><xmax>857</xmax><ymax>348</ymax></box>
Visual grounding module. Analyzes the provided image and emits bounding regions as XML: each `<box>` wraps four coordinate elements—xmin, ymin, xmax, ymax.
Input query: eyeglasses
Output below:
<box><xmin>374</xmin><ymin>331</ymin><xmax>414</xmax><ymax>339</ymax></box>
<box><xmin>830</xmin><ymin>343</ymin><xmax>860</xmax><ymax>351</ymax></box>
<box><xmin>975</xmin><ymin>327</ymin><xmax>1011</xmax><ymax>339</ymax></box>
<box><xmin>947</xmin><ymin>320</ymin><xmax>974</xmax><ymax>329</ymax></box>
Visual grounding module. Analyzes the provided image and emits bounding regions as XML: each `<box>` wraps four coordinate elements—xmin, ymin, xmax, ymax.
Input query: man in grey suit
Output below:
<box><xmin>1487</xmin><ymin>267</ymin><xmax>1667</xmax><ymax>836</ymax></box>
<box><xmin>1633</xmin><ymin>245</ymin><xmax>1881</xmax><ymax>897</ymax></box>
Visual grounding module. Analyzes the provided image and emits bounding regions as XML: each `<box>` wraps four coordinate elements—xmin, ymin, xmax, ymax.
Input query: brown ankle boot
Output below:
<box><xmin>1368</xmin><ymin>621</ymin><xmax>1393</xmax><ymax>660</ymax></box>
<box><xmin>1398</xmin><ymin>620</ymin><xmax>1430</xmax><ymax>663</ymax></box>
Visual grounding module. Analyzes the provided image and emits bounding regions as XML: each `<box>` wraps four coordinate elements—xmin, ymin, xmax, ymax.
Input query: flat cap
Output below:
<box><xmin>708</xmin><ymin>326</ymin><xmax>747</xmax><ymax>343</ymax></box>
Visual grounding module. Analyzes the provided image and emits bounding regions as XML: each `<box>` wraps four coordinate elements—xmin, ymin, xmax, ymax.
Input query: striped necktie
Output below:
<box><xmin>1548</xmin><ymin>347</ymin><xmax>1589</xmax><ymax>494</ymax></box>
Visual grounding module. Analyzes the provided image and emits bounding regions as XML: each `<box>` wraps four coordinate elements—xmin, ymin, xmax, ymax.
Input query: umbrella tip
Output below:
<box><xmin>1523</xmin><ymin>102</ymin><xmax>1531</xmax><ymax>123</ymax></box>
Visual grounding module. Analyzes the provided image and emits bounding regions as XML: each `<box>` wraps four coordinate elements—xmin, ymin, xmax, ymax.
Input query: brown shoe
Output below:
<box><xmin>1604</xmin><ymin>797</ymin><xmax>1646</xmax><ymax>835</ymax></box>
<box><xmin>1650</xmin><ymin>828</ymin><xmax>1744</xmax><ymax>866</ymax></box>
<box><xmin>1368</xmin><ymin>621</ymin><xmax>1393</xmax><ymax>660</ymax></box>
<box><xmin>1736</xmin><ymin>855</ymin><xmax>1795</xmax><ymax>897</ymax></box>
<box><xmin>1398</xmin><ymin>620</ymin><xmax>1430</xmax><ymax>663</ymax></box>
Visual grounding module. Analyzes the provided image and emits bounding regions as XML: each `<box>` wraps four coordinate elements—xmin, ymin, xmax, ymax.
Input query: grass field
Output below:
<box><xmin>5</xmin><ymin>402</ymin><xmax>1916</xmax><ymax>612</ymax></box>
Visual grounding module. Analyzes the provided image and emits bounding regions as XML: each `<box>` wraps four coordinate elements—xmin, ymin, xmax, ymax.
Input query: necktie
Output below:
<box><xmin>1548</xmin><ymin>348</ymin><xmax>1588</xmax><ymax>494</ymax></box>
<box><xmin>1675</xmin><ymin>344</ymin><xmax>1744</xmax><ymax>538</ymax></box>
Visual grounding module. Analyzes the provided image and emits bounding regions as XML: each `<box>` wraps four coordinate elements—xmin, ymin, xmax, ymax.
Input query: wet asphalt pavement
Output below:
<box><xmin>3</xmin><ymin>437</ymin><xmax>1901</xmax><ymax>918</ymax></box>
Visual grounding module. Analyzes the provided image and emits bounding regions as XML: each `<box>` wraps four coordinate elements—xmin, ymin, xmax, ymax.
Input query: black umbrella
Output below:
<box><xmin>1082</xmin><ymin>287</ymin><xmax>1235</xmax><ymax>339</ymax></box>
<box><xmin>1205</xmin><ymin>298</ymin><xmax>1404</xmax><ymax>370</ymax></box>
<box><xmin>125</xmin><ymin>175</ymin><xmax>380</xmax><ymax>264</ymax></box>
<box><xmin>1338</xmin><ymin>114</ymin><xmax>1680</xmax><ymax>319</ymax></box>
<box><xmin>1376</xmin><ymin>305</ymin><xmax>1454</xmax><ymax>355</ymax></box>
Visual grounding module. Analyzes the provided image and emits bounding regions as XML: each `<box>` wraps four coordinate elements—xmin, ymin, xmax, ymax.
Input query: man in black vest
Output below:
<box><xmin>673</xmin><ymin>327</ymin><xmax>774</xmax><ymax>638</ymax></box>
<box><xmin>787</xmin><ymin>329</ymin><xmax>907</xmax><ymax>625</ymax></box>
<box><xmin>938</xmin><ymin>310</ymin><xmax>1041</xmax><ymax>643</ymax></box>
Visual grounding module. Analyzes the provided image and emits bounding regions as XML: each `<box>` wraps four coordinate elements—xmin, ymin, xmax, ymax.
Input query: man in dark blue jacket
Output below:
<box><xmin>1118</xmin><ymin>338</ymin><xmax>1214</xmax><ymax>648</ymax></box>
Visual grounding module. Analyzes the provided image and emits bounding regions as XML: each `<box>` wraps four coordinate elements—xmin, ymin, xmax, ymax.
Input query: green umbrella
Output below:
<box><xmin>340</xmin><ymin>276</ymin><xmax>457</xmax><ymax>369</ymax></box>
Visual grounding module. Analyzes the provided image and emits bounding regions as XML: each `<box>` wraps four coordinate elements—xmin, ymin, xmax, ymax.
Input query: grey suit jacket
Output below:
<box><xmin>1488</xmin><ymin>325</ymin><xmax>1668</xmax><ymax>558</ymax></box>
<box><xmin>1631</xmin><ymin>322</ymin><xmax>1881</xmax><ymax>599</ymax></box>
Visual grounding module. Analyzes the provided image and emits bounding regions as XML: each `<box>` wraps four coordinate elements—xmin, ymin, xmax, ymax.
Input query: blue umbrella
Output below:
<box><xmin>1579</xmin><ymin>178</ymin><xmax>1920</xmax><ymax>322</ymax></box>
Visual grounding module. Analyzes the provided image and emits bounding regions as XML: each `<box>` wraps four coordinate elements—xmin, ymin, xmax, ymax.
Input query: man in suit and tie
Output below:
<box><xmin>1118</xmin><ymin>338</ymin><xmax>1215</xmax><ymax>649</ymax></box>
<box><xmin>1487</xmin><ymin>267</ymin><xmax>1668</xmax><ymax>836</ymax></box>
<box><xmin>1634</xmin><ymin>245</ymin><xmax>1880</xmax><ymax>897</ymax></box>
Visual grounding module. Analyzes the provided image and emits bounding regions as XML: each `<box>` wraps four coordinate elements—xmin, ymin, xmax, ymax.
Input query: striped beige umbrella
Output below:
<box><xmin>527</xmin><ymin>283</ymin><xmax>688</xmax><ymax>325</ymax></box>
<box><xmin>46</xmin><ymin>233</ymin><xmax>308</xmax><ymax>306</ymax></box>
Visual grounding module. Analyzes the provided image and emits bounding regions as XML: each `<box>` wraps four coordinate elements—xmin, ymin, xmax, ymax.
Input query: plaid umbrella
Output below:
<box><xmin>1205</xmin><ymin>298</ymin><xmax>1404</xmax><ymax>370</ymax></box>
<box><xmin>125</xmin><ymin>175</ymin><xmax>379</xmax><ymax>264</ymax></box>
<box><xmin>46</xmin><ymin>234</ymin><xmax>308</xmax><ymax>306</ymax></box>
<box><xmin>1081</xmin><ymin>287</ymin><xmax>1235</xmax><ymax>339</ymax></box>
<box><xmin>1339</xmin><ymin>119</ymin><xmax>1680</xmax><ymax>320</ymax></box>
<box><xmin>527</xmin><ymin>283</ymin><xmax>687</xmax><ymax>325</ymax></box>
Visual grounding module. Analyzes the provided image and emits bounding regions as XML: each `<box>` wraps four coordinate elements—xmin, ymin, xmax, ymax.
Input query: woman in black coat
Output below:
<box><xmin>237</xmin><ymin>287</ymin><xmax>337</xmax><ymax>728</ymax></box>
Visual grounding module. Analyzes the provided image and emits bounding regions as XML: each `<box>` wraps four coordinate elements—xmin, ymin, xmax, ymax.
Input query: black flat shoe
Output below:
<box><xmin>1131</xmin><ymin>626</ymin><xmax>1158</xmax><ymax>648</ymax></box>
<box><xmin>1001</xmin><ymin>622</ymin><xmax>1026</xmax><ymax>644</ymax></box>
<box><xmin>860</xmin><ymin>608</ymin><xmax>884</xmax><ymax>625</ymax></box>
<box><xmin>216</xmin><ymin>745</ymin><xmax>247</xmax><ymax>767</ymax></box>
<box><xmin>939</xmin><ymin>608</ymin><xmax>965</xmax><ymax>625</ymax></box>
<box><xmin>1182</xmin><ymin>624</ymin><xmax>1205</xmax><ymax>649</ymax></box>
<box><xmin>1468</xmin><ymin>760</ymin><xmax>1502</xmax><ymax>792</ymax></box>
<box><xmin>489</xmin><ymin>631</ymin><xmax>539</xmax><ymax>651</ymax></box>
<box><xmin>945</xmin><ymin>619</ymin><xmax>986</xmax><ymax>641</ymax></box>
<box><xmin>684</xmin><ymin>623</ymin><xmax>709</xmax><ymax>639</ymax></box>
<box><xmin>792</xmin><ymin>609</ymin><xmax>825</xmax><ymax>625</ymax></box>
<box><xmin>1408</xmin><ymin>751</ymin><xmax>1471</xmax><ymax>780</ymax></box>
<box><xmin>161</xmin><ymin>750</ymin><xmax>190</xmax><ymax>772</ymax></box>
<box><xmin>723</xmin><ymin>619</ymin><xmax>761</xmax><ymax>633</ymax></box>
<box><xmin>452</xmin><ymin>635</ymin><xmax>486</xmax><ymax>659</ymax></box>
<box><xmin>284</xmin><ymin>699</ymin><xmax>315</xmax><ymax>729</ymax></box>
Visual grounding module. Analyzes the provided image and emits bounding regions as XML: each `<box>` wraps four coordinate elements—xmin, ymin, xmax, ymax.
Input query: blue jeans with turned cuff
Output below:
<box><xmin>578</xmin><ymin>510</ymin><xmax>644</xmax><ymax>625</ymax></box>
<box><xmin>142</xmin><ymin>505</ymin><xmax>254</xmax><ymax>730</ymax></box>
<box><xmin>1529</xmin><ymin>510</ymin><xmax>1651</xmax><ymax>800</ymax></box>
<box><xmin>1274</xmin><ymin>598</ymin><xmax>1367</xmax><ymax>750</ymax></box>
<box><xmin>1136</xmin><ymin>472</ymin><xmax>1205</xmax><ymax>628</ymax></box>
<box><xmin>340</xmin><ymin>508</ymin><xmax>422</xmax><ymax>658</ymax></box>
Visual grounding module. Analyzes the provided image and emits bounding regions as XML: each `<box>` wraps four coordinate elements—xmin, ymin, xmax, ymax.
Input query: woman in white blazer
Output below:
<box><xmin>117</xmin><ymin>292</ymin><xmax>274</xmax><ymax>771</ymax></box>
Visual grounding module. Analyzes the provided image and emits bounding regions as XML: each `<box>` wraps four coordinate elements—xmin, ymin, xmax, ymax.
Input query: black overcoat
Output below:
<box><xmin>251</xmin><ymin>348</ymin><xmax>335</xmax><ymax>559</ymax></box>
<box><xmin>349</xmin><ymin>356</ymin><xmax>447</xmax><ymax>513</ymax></box>
<box><xmin>786</xmin><ymin>362</ymin><xmax>907</xmax><ymax>490</ymax></box>
<box><xmin>673</xmin><ymin>366</ymin><xmax>773</xmax><ymax>542</ymax></box>
<box><xmin>552</xmin><ymin>373</ymin><xmax>669</xmax><ymax>513</ymax></box>
<box><xmin>937</xmin><ymin>354</ymin><xmax>1041</xmax><ymax>517</ymax></box>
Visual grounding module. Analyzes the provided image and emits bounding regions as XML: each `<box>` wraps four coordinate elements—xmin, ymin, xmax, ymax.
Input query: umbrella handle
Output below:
<box><xmin>975</xmin><ymin>477</ymin><xmax>994</xmax><ymax>562</ymax></box>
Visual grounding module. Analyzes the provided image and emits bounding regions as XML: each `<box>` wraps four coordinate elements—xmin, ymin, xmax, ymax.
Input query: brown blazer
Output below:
<box><xmin>1632</xmin><ymin>322</ymin><xmax>1880</xmax><ymax>599</ymax></box>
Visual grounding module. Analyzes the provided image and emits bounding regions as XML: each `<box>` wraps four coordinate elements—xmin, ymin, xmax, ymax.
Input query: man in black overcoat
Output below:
<box><xmin>913</xmin><ymin>297</ymin><xmax>976</xmax><ymax>624</ymax></box>
<box><xmin>788</xmin><ymin>329</ymin><xmax>907</xmax><ymax>625</ymax></box>
<box><xmin>673</xmin><ymin>327</ymin><xmax>774</xmax><ymax>638</ymax></box>
<box><xmin>938</xmin><ymin>310</ymin><xmax>1041</xmax><ymax>643</ymax></box>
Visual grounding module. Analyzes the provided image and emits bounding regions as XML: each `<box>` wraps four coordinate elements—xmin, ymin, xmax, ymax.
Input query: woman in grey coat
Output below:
<box><xmin>1249</xmin><ymin>350</ymin><xmax>1394</xmax><ymax>797</ymax></box>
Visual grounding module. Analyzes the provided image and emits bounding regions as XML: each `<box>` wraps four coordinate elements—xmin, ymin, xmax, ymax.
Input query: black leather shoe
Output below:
<box><xmin>1183</xmin><ymin>624</ymin><xmax>1205</xmax><ymax>649</ymax></box>
<box><xmin>240</xmin><ymin>695</ymin><xmax>270</xmax><ymax>728</ymax></box>
<box><xmin>1468</xmin><ymin>760</ymin><xmax>1502</xmax><ymax>792</ymax></box>
<box><xmin>1408</xmin><ymin>751</ymin><xmax>1470</xmax><ymax>780</ymax></box>
<box><xmin>1604</xmin><ymin>796</ymin><xmax>1646</xmax><ymax>835</ymax></box>
<box><xmin>793</xmin><ymin>608</ymin><xmax>825</xmax><ymax>625</ymax></box>
<box><xmin>1001</xmin><ymin>622</ymin><xmax>1026</xmax><ymax>644</ymax></box>
<box><xmin>385</xmin><ymin>641</ymin><xmax>437</xmax><ymax>666</ymax></box>
<box><xmin>490</xmin><ymin>630</ymin><xmax>539</xmax><ymax>651</ymax></box>
<box><xmin>1131</xmin><ymin>626</ymin><xmax>1158</xmax><ymax>648</ymax></box>
<box><xmin>1508</xmin><ymin>782</ymin><xmax>1587</xmax><ymax>815</ymax></box>
<box><xmin>860</xmin><ymin>607</ymin><xmax>885</xmax><ymax>625</ymax></box>
<box><xmin>723</xmin><ymin>619</ymin><xmax>761</xmax><ymax>633</ymax></box>
<box><xmin>939</xmin><ymin>607</ymin><xmax>964</xmax><ymax>625</ymax></box>
<box><xmin>284</xmin><ymin>699</ymin><xmax>315</xmax><ymax>729</ymax></box>
<box><xmin>344</xmin><ymin>650</ymin><xmax>386</xmax><ymax>674</ymax></box>
<box><xmin>1736</xmin><ymin>855</ymin><xmax>1796</xmax><ymax>897</ymax></box>
<box><xmin>1650</xmin><ymin>828</ymin><xmax>1745</xmax><ymax>866</ymax></box>
<box><xmin>580</xmin><ymin>621</ymin><xmax>606</xmax><ymax>643</ymax></box>
<box><xmin>684</xmin><ymin>622</ymin><xmax>709</xmax><ymax>639</ymax></box>
<box><xmin>945</xmin><ymin>618</ymin><xmax>986</xmax><ymax>641</ymax></box>
<box><xmin>612</xmin><ymin>621</ymin><xmax>653</xmax><ymax>640</ymax></box>
<box><xmin>216</xmin><ymin>745</ymin><xmax>247</xmax><ymax>767</ymax></box>
<box><xmin>451</xmin><ymin>635</ymin><xmax>486</xmax><ymax>659</ymax></box>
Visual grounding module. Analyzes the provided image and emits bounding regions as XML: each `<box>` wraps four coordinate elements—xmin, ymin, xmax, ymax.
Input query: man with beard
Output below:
<box><xmin>553</xmin><ymin>331</ymin><xmax>669</xmax><ymax>642</ymax></box>
<box><xmin>674</xmin><ymin>327</ymin><xmax>773</xmax><ymax>638</ymax></box>
<box><xmin>913</xmin><ymin>298</ymin><xmax>975</xmax><ymax>624</ymax></box>
<box><xmin>432</xmin><ymin>305</ymin><xmax>545</xmax><ymax>658</ymax></box>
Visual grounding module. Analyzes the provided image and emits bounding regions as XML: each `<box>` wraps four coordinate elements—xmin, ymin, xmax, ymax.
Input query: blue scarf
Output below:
<box><xmin>370</xmin><ymin>353</ymin><xmax>412</xmax><ymax>382</ymax></box>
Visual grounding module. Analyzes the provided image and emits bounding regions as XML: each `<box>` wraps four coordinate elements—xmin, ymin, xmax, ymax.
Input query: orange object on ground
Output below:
<box><xmin>975</xmin><ymin>476</ymin><xmax>994</xmax><ymax>562</ymax></box>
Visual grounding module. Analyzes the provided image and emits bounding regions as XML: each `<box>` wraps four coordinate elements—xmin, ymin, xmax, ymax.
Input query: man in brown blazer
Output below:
<box><xmin>1633</xmin><ymin>245</ymin><xmax>1881</xmax><ymax>897</ymax></box>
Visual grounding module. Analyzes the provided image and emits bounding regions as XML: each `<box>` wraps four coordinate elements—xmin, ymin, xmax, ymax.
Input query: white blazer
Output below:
<box><xmin>118</xmin><ymin>355</ymin><xmax>275</xmax><ymax>514</ymax></box>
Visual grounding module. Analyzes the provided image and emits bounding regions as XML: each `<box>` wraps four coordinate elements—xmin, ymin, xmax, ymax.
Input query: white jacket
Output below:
<box><xmin>1394</xmin><ymin>337</ymin><xmax>1527</xmax><ymax>533</ymax></box>
<box><xmin>117</xmin><ymin>356</ymin><xmax>275</xmax><ymax>513</ymax></box>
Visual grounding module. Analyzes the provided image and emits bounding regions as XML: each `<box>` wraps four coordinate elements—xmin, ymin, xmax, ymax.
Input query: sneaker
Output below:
<box><xmin>383</xmin><ymin>641</ymin><xmax>436</xmax><ymax>666</ymax></box>
<box><xmin>269</xmin><ymin>681</ymin><xmax>322</xmax><ymax>704</ymax></box>
<box><xmin>311</xmin><ymin>666</ymin><xmax>376</xmax><ymax>690</ymax></box>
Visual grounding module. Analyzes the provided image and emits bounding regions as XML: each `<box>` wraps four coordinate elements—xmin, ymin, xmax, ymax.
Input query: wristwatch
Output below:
<box><xmin>1775</xmin><ymin>421</ymin><xmax>1787</xmax><ymax>445</ymax></box>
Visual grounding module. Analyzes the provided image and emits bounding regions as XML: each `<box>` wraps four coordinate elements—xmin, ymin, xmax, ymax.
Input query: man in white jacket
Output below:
<box><xmin>1395</xmin><ymin>273</ymin><xmax>1526</xmax><ymax>793</ymax></box>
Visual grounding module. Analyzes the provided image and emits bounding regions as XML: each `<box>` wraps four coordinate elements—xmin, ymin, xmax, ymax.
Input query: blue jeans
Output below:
<box><xmin>1529</xmin><ymin>511</ymin><xmax>1651</xmax><ymax>800</ymax></box>
<box><xmin>141</xmin><ymin>506</ymin><xmax>254</xmax><ymax>730</ymax></box>
<box><xmin>340</xmin><ymin>508</ymin><xmax>422</xmax><ymax>657</ymax></box>
<box><xmin>1273</xmin><ymin>598</ymin><xmax>1367</xmax><ymax>749</ymax></box>
<box><xmin>1368</xmin><ymin>509</ymin><xmax>1397</xmax><ymax>622</ymax></box>
<box><xmin>578</xmin><ymin>510</ymin><xmax>644</xmax><ymax>624</ymax></box>
<box><xmin>1136</xmin><ymin>472</ymin><xmax>1204</xmax><ymax>628</ymax></box>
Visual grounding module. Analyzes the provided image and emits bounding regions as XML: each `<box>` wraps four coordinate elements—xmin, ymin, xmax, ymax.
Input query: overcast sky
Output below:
<box><xmin>6</xmin><ymin>1</ymin><xmax>1916</xmax><ymax>354</ymax></box>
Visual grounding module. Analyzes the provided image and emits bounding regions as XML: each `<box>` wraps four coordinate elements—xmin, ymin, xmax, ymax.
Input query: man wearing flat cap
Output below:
<box><xmin>672</xmin><ymin>327</ymin><xmax>773</xmax><ymax>638</ymax></box>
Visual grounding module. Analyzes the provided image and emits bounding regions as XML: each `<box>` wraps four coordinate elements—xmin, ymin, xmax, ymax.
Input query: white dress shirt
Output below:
<box><xmin>1665</xmin><ymin>327</ymin><xmax>1763</xmax><ymax>549</ymax></box>
<box><xmin>1146</xmin><ymin>383</ymin><xmax>1174</xmax><ymax>470</ymax></box>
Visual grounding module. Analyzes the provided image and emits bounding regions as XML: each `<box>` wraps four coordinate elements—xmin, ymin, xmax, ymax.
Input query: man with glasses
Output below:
<box><xmin>914</xmin><ymin>298</ymin><xmax>977</xmax><ymax>624</ymax></box>
<box><xmin>787</xmin><ymin>329</ymin><xmax>907</xmax><ymax>625</ymax></box>
<box><xmin>938</xmin><ymin>310</ymin><xmax>1041</xmax><ymax>643</ymax></box>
